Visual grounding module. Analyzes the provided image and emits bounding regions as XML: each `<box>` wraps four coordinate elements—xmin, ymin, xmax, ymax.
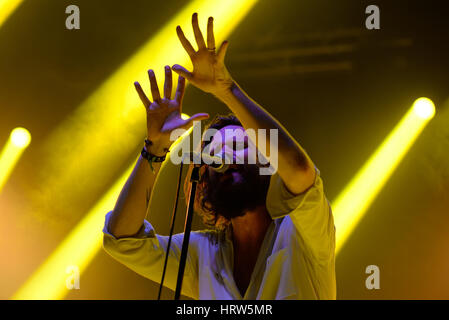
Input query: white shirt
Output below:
<box><xmin>102</xmin><ymin>169</ymin><xmax>336</xmax><ymax>299</ymax></box>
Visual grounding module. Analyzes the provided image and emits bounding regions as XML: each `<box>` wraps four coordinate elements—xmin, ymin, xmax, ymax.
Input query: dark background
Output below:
<box><xmin>0</xmin><ymin>0</ymin><xmax>448</xmax><ymax>299</ymax></box>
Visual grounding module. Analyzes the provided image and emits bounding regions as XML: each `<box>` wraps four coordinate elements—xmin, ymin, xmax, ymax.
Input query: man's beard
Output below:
<box><xmin>199</xmin><ymin>164</ymin><xmax>271</xmax><ymax>220</ymax></box>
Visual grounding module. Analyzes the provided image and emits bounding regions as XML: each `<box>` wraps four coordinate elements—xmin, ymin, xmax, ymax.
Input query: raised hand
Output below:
<box><xmin>134</xmin><ymin>65</ymin><xmax>209</xmax><ymax>156</ymax></box>
<box><xmin>172</xmin><ymin>13</ymin><xmax>233</xmax><ymax>98</ymax></box>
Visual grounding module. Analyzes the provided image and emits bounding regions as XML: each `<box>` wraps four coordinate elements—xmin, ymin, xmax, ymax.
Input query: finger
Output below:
<box><xmin>164</xmin><ymin>65</ymin><xmax>172</xmax><ymax>99</ymax></box>
<box><xmin>217</xmin><ymin>40</ymin><xmax>229</xmax><ymax>64</ymax></box>
<box><xmin>176</xmin><ymin>26</ymin><xmax>195</xmax><ymax>57</ymax></box>
<box><xmin>192</xmin><ymin>12</ymin><xmax>206</xmax><ymax>50</ymax></box>
<box><xmin>172</xmin><ymin>64</ymin><xmax>193</xmax><ymax>81</ymax></box>
<box><xmin>134</xmin><ymin>81</ymin><xmax>151</xmax><ymax>107</ymax></box>
<box><xmin>207</xmin><ymin>17</ymin><xmax>215</xmax><ymax>51</ymax></box>
<box><xmin>174</xmin><ymin>75</ymin><xmax>186</xmax><ymax>104</ymax></box>
<box><xmin>148</xmin><ymin>69</ymin><xmax>161</xmax><ymax>102</ymax></box>
<box><xmin>181</xmin><ymin>113</ymin><xmax>210</xmax><ymax>129</ymax></box>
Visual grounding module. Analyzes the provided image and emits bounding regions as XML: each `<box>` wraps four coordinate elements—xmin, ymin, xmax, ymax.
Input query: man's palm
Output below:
<box><xmin>172</xmin><ymin>13</ymin><xmax>233</xmax><ymax>96</ymax></box>
<box><xmin>134</xmin><ymin>66</ymin><xmax>208</xmax><ymax>144</ymax></box>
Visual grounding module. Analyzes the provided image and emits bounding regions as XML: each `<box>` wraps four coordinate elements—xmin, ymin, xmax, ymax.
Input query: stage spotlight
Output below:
<box><xmin>413</xmin><ymin>97</ymin><xmax>435</xmax><ymax>120</ymax></box>
<box><xmin>11</xmin><ymin>127</ymin><xmax>31</xmax><ymax>148</ymax></box>
<box><xmin>0</xmin><ymin>0</ymin><xmax>24</xmax><ymax>28</ymax></box>
<box><xmin>0</xmin><ymin>127</ymin><xmax>31</xmax><ymax>191</ymax></box>
<box><xmin>333</xmin><ymin>98</ymin><xmax>436</xmax><ymax>253</ymax></box>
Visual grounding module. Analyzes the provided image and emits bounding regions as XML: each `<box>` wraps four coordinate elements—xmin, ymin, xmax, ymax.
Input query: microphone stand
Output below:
<box><xmin>174</xmin><ymin>163</ymin><xmax>200</xmax><ymax>300</ymax></box>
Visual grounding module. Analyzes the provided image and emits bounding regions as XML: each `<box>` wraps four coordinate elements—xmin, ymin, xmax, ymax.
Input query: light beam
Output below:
<box><xmin>333</xmin><ymin>98</ymin><xmax>436</xmax><ymax>253</ymax></box>
<box><xmin>0</xmin><ymin>0</ymin><xmax>24</xmax><ymax>28</ymax></box>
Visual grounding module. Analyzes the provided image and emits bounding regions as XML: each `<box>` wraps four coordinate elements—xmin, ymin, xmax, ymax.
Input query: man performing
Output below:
<box><xmin>103</xmin><ymin>13</ymin><xmax>336</xmax><ymax>300</ymax></box>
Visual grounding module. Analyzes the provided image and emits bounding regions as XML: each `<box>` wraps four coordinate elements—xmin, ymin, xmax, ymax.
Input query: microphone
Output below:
<box><xmin>182</xmin><ymin>152</ymin><xmax>231</xmax><ymax>173</ymax></box>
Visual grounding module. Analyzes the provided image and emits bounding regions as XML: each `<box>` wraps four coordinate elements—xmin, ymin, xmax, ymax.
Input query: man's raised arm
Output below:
<box><xmin>108</xmin><ymin>66</ymin><xmax>208</xmax><ymax>238</ymax></box>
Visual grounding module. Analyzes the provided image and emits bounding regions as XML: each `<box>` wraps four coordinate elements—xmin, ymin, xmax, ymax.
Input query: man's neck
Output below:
<box><xmin>230</xmin><ymin>205</ymin><xmax>272</xmax><ymax>250</ymax></box>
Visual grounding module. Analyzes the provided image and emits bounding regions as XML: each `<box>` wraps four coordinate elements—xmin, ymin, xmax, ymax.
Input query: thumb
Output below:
<box><xmin>172</xmin><ymin>64</ymin><xmax>193</xmax><ymax>81</ymax></box>
<box><xmin>181</xmin><ymin>113</ymin><xmax>209</xmax><ymax>129</ymax></box>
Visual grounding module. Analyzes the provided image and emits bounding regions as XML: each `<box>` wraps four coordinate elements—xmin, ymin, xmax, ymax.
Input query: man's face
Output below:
<box><xmin>199</xmin><ymin>125</ymin><xmax>271</xmax><ymax>220</ymax></box>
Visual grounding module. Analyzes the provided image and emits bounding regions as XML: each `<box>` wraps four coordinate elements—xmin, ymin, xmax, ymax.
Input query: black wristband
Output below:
<box><xmin>141</xmin><ymin>146</ymin><xmax>168</xmax><ymax>172</ymax></box>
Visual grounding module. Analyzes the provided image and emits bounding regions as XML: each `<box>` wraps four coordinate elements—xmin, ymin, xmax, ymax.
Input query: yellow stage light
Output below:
<box><xmin>0</xmin><ymin>127</ymin><xmax>31</xmax><ymax>191</ymax></box>
<box><xmin>11</xmin><ymin>127</ymin><xmax>31</xmax><ymax>148</ymax></box>
<box><xmin>0</xmin><ymin>0</ymin><xmax>24</xmax><ymax>28</ymax></box>
<box><xmin>333</xmin><ymin>98</ymin><xmax>436</xmax><ymax>253</ymax></box>
<box><xmin>413</xmin><ymin>97</ymin><xmax>435</xmax><ymax>119</ymax></box>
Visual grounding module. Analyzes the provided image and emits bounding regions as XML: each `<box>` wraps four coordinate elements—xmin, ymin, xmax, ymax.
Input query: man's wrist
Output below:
<box><xmin>214</xmin><ymin>80</ymin><xmax>236</xmax><ymax>102</ymax></box>
<box><xmin>145</xmin><ymin>139</ymin><xmax>171</xmax><ymax>157</ymax></box>
<box><xmin>214</xmin><ymin>81</ymin><xmax>237</xmax><ymax>104</ymax></box>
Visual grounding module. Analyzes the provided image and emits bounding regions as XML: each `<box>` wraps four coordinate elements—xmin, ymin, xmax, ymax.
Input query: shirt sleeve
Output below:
<box><xmin>102</xmin><ymin>211</ymin><xmax>198</xmax><ymax>298</ymax></box>
<box><xmin>265</xmin><ymin>167</ymin><xmax>336</xmax><ymax>262</ymax></box>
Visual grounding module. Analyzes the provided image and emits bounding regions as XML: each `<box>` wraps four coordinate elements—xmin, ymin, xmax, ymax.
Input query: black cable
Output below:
<box><xmin>157</xmin><ymin>162</ymin><xmax>184</xmax><ymax>300</ymax></box>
